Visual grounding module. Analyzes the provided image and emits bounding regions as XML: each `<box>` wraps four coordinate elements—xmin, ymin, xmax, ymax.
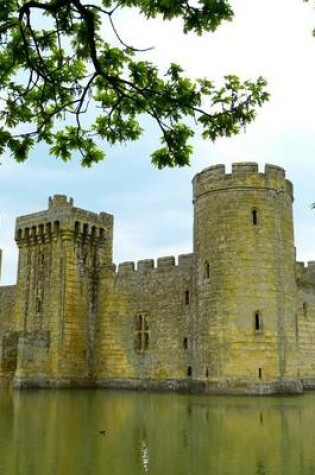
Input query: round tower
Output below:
<box><xmin>192</xmin><ymin>162</ymin><xmax>301</xmax><ymax>394</ymax></box>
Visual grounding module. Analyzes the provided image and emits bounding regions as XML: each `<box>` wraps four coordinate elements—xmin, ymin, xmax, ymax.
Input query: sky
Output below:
<box><xmin>0</xmin><ymin>0</ymin><xmax>315</xmax><ymax>284</ymax></box>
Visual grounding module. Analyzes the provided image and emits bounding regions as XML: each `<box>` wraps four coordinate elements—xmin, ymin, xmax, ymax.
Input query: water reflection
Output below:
<box><xmin>0</xmin><ymin>389</ymin><xmax>315</xmax><ymax>474</ymax></box>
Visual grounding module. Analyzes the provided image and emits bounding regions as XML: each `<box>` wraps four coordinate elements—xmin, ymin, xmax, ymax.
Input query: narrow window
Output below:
<box><xmin>258</xmin><ymin>368</ymin><xmax>262</xmax><ymax>379</ymax></box>
<box><xmin>303</xmin><ymin>302</ymin><xmax>307</xmax><ymax>318</ymax></box>
<box><xmin>185</xmin><ymin>290</ymin><xmax>190</xmax><ymax>305</ymax></box>
<box><xmin>187</xmin><ymin>366</ymin><xmax>192</xmax><ymax>377</ymax></box>
<box><xmin>75</xmin><ymin>221</ymin><xmax>80</xmax><ymax>234</ymax></box>
<box><xmin>183</xmin><ymin>337</ymin><xmax>188</xmax><ymax>350</ymax></box>
<box><xmin>36</xmin><ymin>298</ymin><xmax>42</xmax><ymax>315</ymax></box>
<box><xmin>204</xmin><ymin>261</ymin><xmax>210</xmax><ymax>279</ymax></box>
<box><xmin>135</xmin><ymin>314</ymin><xmax>149</xmax><ymax>353</ymax></box>
<box><xmin>205</xmin><ymin>367</ymin><xmax>209</xmax><ymax>378</ymax></box>
<box><xmin>254</xmin><ymin>311</ymin><xmax>261</xmax><ymax>331</ymax></box>
<box><xmin>252</xmin><ymin>209</ymin><xmax>258</xmax><ymax>226</ymax></box>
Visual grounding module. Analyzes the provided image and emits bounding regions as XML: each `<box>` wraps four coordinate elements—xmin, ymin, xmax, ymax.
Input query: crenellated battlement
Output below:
<box><xmin>48</xmin><ymin>194</ymin><xmax>74</xmax><ymax>208</ymax></box>
<box><xmin>193</xmin><ymin>162</ymin><xmax>293</xmax><ymax>200</ymax></box>
<box><xmin>15</xmin><ymin>195</ymin><xmax>113</xmax><ymax>245</ymax></box>
<box><xmin>296</xmin><ymin>261</ymin><xmax>315</xmax><ymax>285</ymax></box>
<box><xmin>116</xmin><ymin>253</ymin><xmax>194</xmax><ymax>276</ymax></box>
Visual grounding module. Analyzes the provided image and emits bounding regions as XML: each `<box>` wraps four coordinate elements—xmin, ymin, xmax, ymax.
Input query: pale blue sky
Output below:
<box><xmin>0</xmin><ymin>0</ymin><xmax>315</xmax><ymax>284</ymax></box>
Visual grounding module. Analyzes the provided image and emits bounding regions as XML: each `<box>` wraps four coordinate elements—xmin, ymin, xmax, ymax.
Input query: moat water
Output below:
<box><xmin>0</xmin><ymin>389</ymin><xmax>315</xmax><ymax>475</ymax></box>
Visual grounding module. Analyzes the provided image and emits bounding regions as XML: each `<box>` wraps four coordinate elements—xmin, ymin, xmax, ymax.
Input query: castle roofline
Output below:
<box><xmin>14</xmin><ymin>195</ymin><xmax>113</xmax><ymax>242</ymax></box>
<box><xmin>192</xmin><ymin>162</ymin><xmax>293</xmax><ymax>200</ymax></box>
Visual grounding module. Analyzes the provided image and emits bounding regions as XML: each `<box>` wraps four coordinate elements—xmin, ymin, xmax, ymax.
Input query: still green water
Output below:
<box><xmin>0</xmin><ymin>389</ymin><xmax>315</xmax><ymax>475</ymax></box>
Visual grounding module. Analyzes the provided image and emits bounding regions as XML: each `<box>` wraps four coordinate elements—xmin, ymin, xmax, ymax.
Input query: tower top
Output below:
<box><xmin>48</xmin><ymin>195</ymin><xmax>74</xmax><ymax>208</ymax></box>
<box><xmin>192</xmin><ymin>162</ymin><xmax>293</xmax><ymax>201</ymax></box>
<box><xmin>14</xmin><ymin>195</ymin><xmax>113</xmax><ymax>243</ymax></box>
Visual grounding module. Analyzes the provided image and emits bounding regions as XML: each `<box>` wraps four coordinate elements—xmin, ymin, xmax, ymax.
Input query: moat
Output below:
<box><xmin>1</xmin><ymin>389</ymin><xmax>315</xmax><ymax>475</ymax></box>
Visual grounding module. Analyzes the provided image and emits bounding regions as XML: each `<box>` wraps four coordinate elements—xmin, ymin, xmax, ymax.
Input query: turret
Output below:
<box><xmin>192</xmin><ymin>162</ymin><xmax>301</xmax><ymax>393</ymax></box>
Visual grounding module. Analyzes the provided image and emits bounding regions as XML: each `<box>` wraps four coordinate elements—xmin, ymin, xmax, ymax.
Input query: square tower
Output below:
<box><xmin>13</xmin><ymin>195</ymin><xmax>113</xmax><ymax>387</ymax></box>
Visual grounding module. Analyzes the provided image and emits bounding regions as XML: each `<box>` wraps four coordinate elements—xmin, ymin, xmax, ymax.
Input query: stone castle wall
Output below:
<box><xmin>295</xmin><ymin>262</ymin><xmax>315</xmax><ymax>386</ymax></box>
<box><xmin>0</xmin><ymin>163</ymin><xmax>314</xmax><ymax>394</ymax></box>
<box><xmin>95</xmin><ymin>254</ymin><xmax>194</xmax><ymax>389</ymax></box>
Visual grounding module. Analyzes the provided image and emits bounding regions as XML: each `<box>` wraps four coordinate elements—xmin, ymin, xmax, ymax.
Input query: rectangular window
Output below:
<box><xmin>135</xmin><ymin>314</ymin><xmax>149</xmax><ymax>353</ymax></box>
<box><xmin>183</xmin><ymin>337</ymin><xmax>188</xmax><ymax>350</ymax></box>
<box><xmin>185</xmin><ymin>290</ymin><xmax>190</xmax><ymax>305</ymax></box>
<box><xmin>187</xmin><ymin>366</ymin><xmax>192</xmax><ymax>377</ymax></box>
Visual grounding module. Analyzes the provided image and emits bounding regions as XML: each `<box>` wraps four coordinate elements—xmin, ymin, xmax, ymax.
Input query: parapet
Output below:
<box><xmin>193</xmin><ymin>162</ymin><xmax>293</xmax><ymax>200</ymax></box>
<box><xmin>157</xmin><ymin>256</ymin><xmax>175</xmax><ymax>268</ymax></box>
<box><xmin>116</xmin><ymin>253</ymin><xmax>195</xmax><ymax>276</ymax></box>
<box><xmin>296</xmin><ymin>261</ymin><xmax>315</xmax><ymax>285</ymax></box>
<box><xmin>137</xmin><ymin>259</ymin><xmax>154</xmax><ymax>272</ymax></box>
<box><xmin>15</xmin><ymin>195</ymin><xmax>113</xmax><ymax>245</ymax></box>
<box><xmin>118</xmin><ymin>261</ymin><xmax>135</xmax><ymax>274</ymax></box>
<box><xmin>48</xmin><ymin>195</ymin><xmax>74</xmax><ymax>209</ymax></box>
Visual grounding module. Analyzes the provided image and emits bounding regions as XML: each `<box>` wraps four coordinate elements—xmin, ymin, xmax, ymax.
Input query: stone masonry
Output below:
<box><xmin>0</xmin><ymin>162</ymin><xmax>314</xmax><ymax>394</ymax></box>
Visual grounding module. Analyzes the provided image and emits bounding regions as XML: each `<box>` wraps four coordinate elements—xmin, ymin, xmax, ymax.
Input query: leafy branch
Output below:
<box><xmin>0</xmin><ymin>0</ymin><xmax>269</xmax><ymax>167</ymax></box>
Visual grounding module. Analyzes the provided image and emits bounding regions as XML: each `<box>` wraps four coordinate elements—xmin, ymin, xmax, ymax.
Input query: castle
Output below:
<box><xmin>0</xmin><ymin>162</ymin><xmax>315</xmax><ymax>394</ymax></box>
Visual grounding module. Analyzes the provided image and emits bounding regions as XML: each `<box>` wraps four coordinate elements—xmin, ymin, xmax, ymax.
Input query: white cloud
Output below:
<box><xmin>1</xmin><ymin>0</ymin><xmax>315</xmax><ymax>283</ymax></box>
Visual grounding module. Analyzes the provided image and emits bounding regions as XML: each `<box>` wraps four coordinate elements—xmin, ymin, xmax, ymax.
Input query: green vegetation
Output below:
<box><xmin>0</xmin><ymin>0</ymin><xmax>269</xmax><ymax>167</ymax></box>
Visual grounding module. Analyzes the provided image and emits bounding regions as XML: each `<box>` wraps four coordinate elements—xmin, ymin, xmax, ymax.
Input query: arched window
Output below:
<box><xmin>252</xmin><ymin>208</ymin><xmax>259</xmax><ymax>226</ymax></box>
<box><xmin>54</xmin><ymin>220</ymin><xmax>60</xmax><ymax>233</ymax></box>
<box><xmin>204</xmin><ymin>261</ymin><xmax>210</xmax><ymax>279</ymax></box>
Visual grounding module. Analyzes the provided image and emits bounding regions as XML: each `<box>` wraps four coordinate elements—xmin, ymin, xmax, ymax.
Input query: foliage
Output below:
<box><xmin>0</xmin><ymin>0</ymin><xmax>269</xmax><ymax>167</ymax></box>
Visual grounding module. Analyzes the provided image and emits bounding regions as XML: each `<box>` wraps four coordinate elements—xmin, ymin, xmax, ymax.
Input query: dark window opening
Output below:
<box><xmin>183</xmin><ymin>337</ymin><xmax>188</xmax><ymax>350</ymax></box>
<box><xmin>303</xmin><ymin>302</ymin><xmax>308</xmax><ymax>318</ymax></box>
<box><xmin>185</xmin><ymin>290</ymin><xmax>190</xmax><ymax>305</ymax></box>
<box><xmin>36</xmin><ymin>298</ymin><xmax>42</xmax><ymax>314</ymax></box>
<box><xmin>54</xmin><ymin>221</ymin><xmax>60</xmax><ymax>233</ymax></box>
<box><xmin>206</xmin><ymin>367</ymin><xmax>209</xmax><ymax>378</ymax></box>
<box><xmin>204</xmin><ymin>261</ymin><xmax>210</xmax><ymax>279</ymax></box>
<box><xmin>187</xmin><ymin>366</ymin><xmax>192</xmax><ymax>377</ymax></box>
<box><xmin>135</xmin><ymin>314</ymin><xmax>149</xmax><ymax>353</ymax></box>
<box><xmin>255</xmin><ymin>312</ymin><xmax>261</xmax><ymax>331</ymax></box>
<box><xmin>258</xmin><ymin>367</ymin><xmax>262</xmax><ymax>379</ymax></box>
<box><xmin>252</xmin><ymin>209</ymin><xmax>258</xmax><ymax>226</ymax></box>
